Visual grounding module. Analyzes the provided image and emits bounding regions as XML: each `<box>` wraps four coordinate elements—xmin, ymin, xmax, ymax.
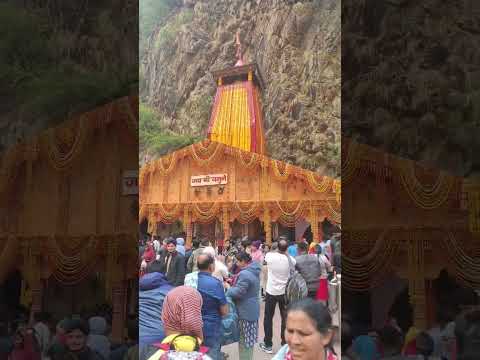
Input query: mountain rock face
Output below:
<box><xmin>343</xmin><ymin>0</ymin><xmax>480</xmax><ymax>178</ymax></box>
<box><xmin>141</xmin><ymin>0</ymin><xmax>340</xmax><ymax>177</ymax></box>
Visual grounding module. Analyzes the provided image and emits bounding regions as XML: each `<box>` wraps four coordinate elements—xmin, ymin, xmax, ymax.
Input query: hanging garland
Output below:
<box><xmin>341</xmin><ymin>139</ymin><xmax>362</xmax><ymax>184</ymax></box>
<box><xmin>275</xmin><ymin>201</ymin><xmax>306</xmax><ymax>227</ymax></box>
<box><xmin>44</xmin><ymin>115</ymin><xmax>89</xmax><ymax>171</ymax></box>
<box><xmin>395</xmin><ymin>159</ymin><xmax>454</xmax><ymax>210</ymax></box>
<box><xmin>271</xmin><ymin>160</ymin><xmax>291</xmax><ymax>182</ymax></box>
<box><xmin>191</xmin><ymin>202</ymin><xmax>221</xmax><ymax>223</ymax></box>
<box><xmin>304</xmin><ymin>171</ymin><xmax>332</xmax><ymax>193</ymax></box>
<box><xmin>139</xmin><ymin>205</ymin><xmax>148</xmax><ymax>223</ymax></box>
<box><xmin>47</xmin><ymin>235</ymin><xmax>98</xmax><ymax>286</ymax></box>
<box><xmin>342</xmin><ymin>229</ymin><xmax>401</xmax><ymax>291</ymax></box>
<box><xmin>139</xmin><ymin>163</ymin><xmax>151</xmax><ymax>196</ymax></box>
<box><xmin>189</xmin><ymin>141</ymin><xmax>225</xmax><ymax>167</ymax></box>
<box><xmin>325</xmin><ymin>200</ymin><xmax>341</xmax><ymax>224</ymax></box>
<box><xmin>440</xmin><ymin>231</ymin><xmax>480</xmax><ymax>289</ymax></box>
<box><xmin>333</xmin><ymin>179</ymin><xmax>341</xmax><ymax>204</ymax></box>
<box><xmin>153</xmin><ymin>203</ymin><xmax>183</xmax><ymax>224</ymax></box>
<box><xmin>236</xmin><ymin>148</ymin><xmax>261</xmax><ymax>169</ymax></box>
<box><xmin>467</xmin><ymin>189</ymin><xmax>480</xmax><ymax>234</ymax></box>
<box><xmin>154</xmin><ymin>152</ymin><xmax>178</xmax><ymax>176</ymax></box>
<box><xmin>234</xmin><ymin>202</ymin><xmax>261</xmax><ymax>224</ymax></box>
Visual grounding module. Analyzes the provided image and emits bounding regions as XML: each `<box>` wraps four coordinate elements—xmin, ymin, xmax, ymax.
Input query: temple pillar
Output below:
<box><xmin>222</xmin><ymin>205</ymin><xmax>230</xmax><ymax>247</ymax></box>
<box><xmin>263</xmin><ymin>206</ymin><xmax>272</xmax><ymax>245</ymax></box>
<box><xmin>184</xmin><ymin>206</ymin><xmax>193</xmax><ymax>247</ymax></box>
<box><xmin>23</xmin><ymin>238</ymin><xmax>43</xmax><ymax>324</ymax></box>
<box><xmin>111</xmin><ymin>282</ymin><xmax>127</xmax><ymax>343</ymax></box>
<box><xmin>29</xmin><ymin>284</ymin><xmax>43</xmax><ymax>325</ymax></box>
<box><xmin>407</xmin><ymin>231</ymin><xmax>427</xmax><ymax>330</ymax></box>
<box><xmin>310</xmin><ymin>204</ymin><xmax>321</xmax><ymax>243</ymax></box>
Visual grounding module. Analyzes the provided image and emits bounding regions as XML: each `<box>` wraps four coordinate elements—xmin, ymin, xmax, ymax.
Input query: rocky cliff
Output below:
<box><xmin>141</xmin><ymin>0</ymin><xmax>340</xmax><ymax>177</ymax></box>
<box><xmin>343</xmin><ymin>0</ymin><xmax>480</xmax><ymax>178</ymax></box>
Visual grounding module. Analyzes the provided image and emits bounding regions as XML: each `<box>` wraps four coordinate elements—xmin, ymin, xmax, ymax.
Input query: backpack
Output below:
<box><xmin>284</xmin><ymin>255</ymin><xmax>308</xmax><ymax>305</ymax></box>
<box><xmin>144</xmin><ymin>334</ymin><xmax>209</xmax><ymax>360</ymax></box>
<box><xmin>220</xmin><ymin>297</ymin><xmax>240</xmax><ymax>346</ymax></box>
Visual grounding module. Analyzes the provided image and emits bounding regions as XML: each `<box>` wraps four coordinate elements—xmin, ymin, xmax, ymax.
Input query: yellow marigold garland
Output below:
<box><xmin>341</xmin><ymin>139</ymin><xmax>362</xmax><ymax>184</ymax></box>
<box><xmin>47</xmin><ymin>235</ymin><xmax>98</xmax><ymax>286</ymax></box>
<box><xmin>275</xmin><ymin>201</ymin><xmax>306</xmax><ymax>227</ymax></box>
<box><xmin>235</xmin><ymin>202</ymin><xmax>261</xmax><ymax>224</ymax></box>
<box><xmin>236</xmin><ymin>148</ymin><xmax>260</xmax><ymax>169</ymax></box>
<box><xmin>191</xmin><ymin>202</ymin><xmax>221</xmax><ymax>223</ymax></box>
<box><xmin>154</xmin><ymin>203</ymin><xmax>183</xmax><ymax>224</ymax></box>
<box><xmin>396</xmin><ymin>159</ymin><xmax>454</xmax><ymax>210</ymax></box>
<box><xmin>304</xmin><ymin>171</ymin><xmax>332</xmax><ymax>193</ymax></box>
<box><xmin>45</xmin><ymin>115</ymin><xmax>88</xmax><ymax>171</ymax></box>
<box><xmin>325</xmin><ymin>200</ymin><xmax>341</xmax><ymax>224</ymax></box>
<box><xmin>155</xmin><ymin>152</ymin><xmax>178</xmax><ymax>176</ymax></box>
<box><xmin>342</xmin><ymin>229</ymin><xmax>400</xmax><ymax>291</ymax></box>
<box><xmin>271</xmin><ymin>160</ymin><xmax>291</xmax><ymax>182</ymax></box>
<box><xmin>189</xmin><ymin>141</ymin><xmax>225</xmax><ymax>167</ymax></box>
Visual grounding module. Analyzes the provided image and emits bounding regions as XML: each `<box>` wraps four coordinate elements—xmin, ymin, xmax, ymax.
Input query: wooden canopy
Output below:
<box><xmin>139</xmin><ymin>139</ymin><xmax>340</xmax><ymax>246</ymax></box>
<box><xmin>342</xmin><ymin>138</ymin><xmax>480</xmax><ymax>329</ymax></box>
<box><xmin>0</xmin><ymin>96</ymin><xmax>139</xmax><ymax>341</ymax></box>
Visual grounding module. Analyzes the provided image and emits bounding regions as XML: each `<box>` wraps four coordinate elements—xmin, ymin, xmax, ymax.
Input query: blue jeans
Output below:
<box><xmin>204</xmin><ymin>335</ymin><xmax>222</xmax><ymax>360</ymax></box>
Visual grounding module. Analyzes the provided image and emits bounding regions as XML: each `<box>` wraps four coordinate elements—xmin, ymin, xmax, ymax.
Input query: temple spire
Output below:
<box><xmin>206</xmin><ymin>33</ymin><xmax>266</xmax><ymax>154</ymax></box>
<box><xmin>234</xmin><ymin>30</ymin><xmax>244</xmax><ymax>67</ymax></box>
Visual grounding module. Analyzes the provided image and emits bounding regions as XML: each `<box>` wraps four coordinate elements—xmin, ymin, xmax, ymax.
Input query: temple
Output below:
<box><xmin>0</xmin><ymin>97</ymin><xmax>138</xmax><ymax>342</ymax></box>
<box><xmin>140</xmin><ymin>36</ymin><xmax>340</xmax><ymax>247</ymax></box>
<box><xmin>342</xmin><ymin>138</ymin><xmax>480</xmax><ymax>330</ymax></box>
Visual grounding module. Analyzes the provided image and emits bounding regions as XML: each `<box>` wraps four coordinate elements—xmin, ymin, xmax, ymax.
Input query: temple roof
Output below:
<box><xmin>206</xmin><ymin>32</ymin><xmax>267</xmax><ymax>154</ymax></box>
<box><xmin>207</xmin><ymin>62</ymin><xmax>266</xmax><ymax>155</ymax></box>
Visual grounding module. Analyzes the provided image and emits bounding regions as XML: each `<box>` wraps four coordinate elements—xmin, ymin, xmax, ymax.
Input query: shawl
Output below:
<box><xmin>161</xmin><ymin>286</ymin><xmax>203</xmax><ymax>340</ymax></box>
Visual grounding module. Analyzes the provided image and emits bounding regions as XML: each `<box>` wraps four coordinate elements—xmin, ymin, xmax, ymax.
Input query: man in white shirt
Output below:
<box><xmin>259</xmin><ymin>239</ymin><xmax>295</xmax><ymax>354</ymax></box>
<box><xmin>202</xmin><ymin>246</ymin><xmax>229</xmax><ymax>281</ymax></box>
<box><xmin>152</xmin><ymin>236</ymin><xmax>160</xmax><ymax>256</ymax></box>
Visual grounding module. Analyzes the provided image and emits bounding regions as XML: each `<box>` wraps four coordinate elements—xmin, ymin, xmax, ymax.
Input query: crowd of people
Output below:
<box><xmin>342</xmin><ymin>295</ymin><xmax>480</xmax><ymax>360</ymax></box>
<box><xmin>0</xmin><ymin>311</ymin><xmax>138</xmax><ymax>360</ymax></box>
<box><xmin>139</xmin><ymin>231</ymin><xmax>341</xmax><ymax>360</ymax></box>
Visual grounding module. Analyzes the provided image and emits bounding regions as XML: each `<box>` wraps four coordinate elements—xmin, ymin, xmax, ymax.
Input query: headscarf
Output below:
<box><xmin>87</xmin><ymin>317</ymin><xmax>110</xmax><ymax>360</ymax></box>
<box><xmin>161</xmin><ymin>286</ymin><xmax>204</xmax><ymax>340</ymax></box>
<box><xmin>143</xmin><ymin>244</ymin><xmax>155</xmax><ymax>263</ymax></box>
<box><xmin>176</xmin><ymin>238</ymin><xmax>186</xmax><ymax>256</ymax></box>
<box><xmin>403</xmin><ymin>326</ymin><xmax>420</xmax><ymax>355</ymax></box>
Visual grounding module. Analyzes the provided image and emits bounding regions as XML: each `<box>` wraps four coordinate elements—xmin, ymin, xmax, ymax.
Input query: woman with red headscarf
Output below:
<box><xmin>140</xmin><ymin>286</ymin><xmax>212</xmax><ymax>360</ymax></box>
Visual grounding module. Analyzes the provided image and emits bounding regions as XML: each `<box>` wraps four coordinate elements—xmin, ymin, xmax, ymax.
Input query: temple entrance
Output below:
<box><xmin>342</xmin><ymin>289</ymin><xmax>372</xmax><ymax>332</ymax></box>
<box><xmin>43</xmin><ymin>273</ymin><xmax>107</xmax><ymax>318</ymax></box>
<box><xmin>156</xmin><ymin>221</ymin><xmax>183</xmax><ymax>239</ymax></box>
<box><xmin>431</xmin><ymin>269</ymin><xmax>478</xmax><ymax>320</ymax></box>
<box><xmin>0</xmin><ymin>270</ymin><xmax>23</xmax><ymax>321</ymax></box>
<box><xmin>388</xmin><ymin>288</ymin><xmax>413</xmax><ymax>332</ymax></box>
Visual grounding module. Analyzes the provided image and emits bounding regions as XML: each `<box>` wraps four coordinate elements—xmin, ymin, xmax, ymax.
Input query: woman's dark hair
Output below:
<box><xmin>241</xmin><ymin>238</ymin><xmax>252</xmax><ymax>248</ymax></box>
<box><xmin>63</xmin><ymin>319</ymin><xmax>89</xmax><ymax>335</ymax></box>
<box><xmin>235</xmin><ymin>251</ymin><xmax>252</xmax><ymax>263</ymax></box>
<box><xmin>297</xmin><ymin>241</ymin><xmax>309</xmax><ymax>252</ymax></box>
<box><xmin>287</xmin><ymin>298</ymin><xmax>332</xmax><ymax>334</ymax></box>
<box><xmin>166</xmin><ymin>238</ymin><xmax>177</xmax><ymax>246</ymax></box>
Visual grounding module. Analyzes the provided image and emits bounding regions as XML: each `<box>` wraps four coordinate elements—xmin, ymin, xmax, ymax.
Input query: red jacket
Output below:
<box><xmin>8</xmin><ymin>333</ymin><xmax>40</xmax><ymax>360</ymax></box>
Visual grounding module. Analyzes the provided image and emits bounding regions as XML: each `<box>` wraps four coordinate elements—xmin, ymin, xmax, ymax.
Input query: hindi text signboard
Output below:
<box><xmin>190</xmin><ymin>174</ymin><xmax>228</xmax><ymax>187</ymax></box>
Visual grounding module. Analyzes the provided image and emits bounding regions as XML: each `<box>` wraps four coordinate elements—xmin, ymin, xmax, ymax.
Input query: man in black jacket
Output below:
<box><xmin>148</xmin><ymin>238</ymin><xmax>185</xmax><ymax>286</ymax></box>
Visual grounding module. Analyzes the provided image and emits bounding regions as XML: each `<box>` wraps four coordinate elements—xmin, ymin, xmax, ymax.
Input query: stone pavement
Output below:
<box><xmin>222</xmin><ymin>299</ymin><xmax>340</xmax><ymax>360</ymax></box>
